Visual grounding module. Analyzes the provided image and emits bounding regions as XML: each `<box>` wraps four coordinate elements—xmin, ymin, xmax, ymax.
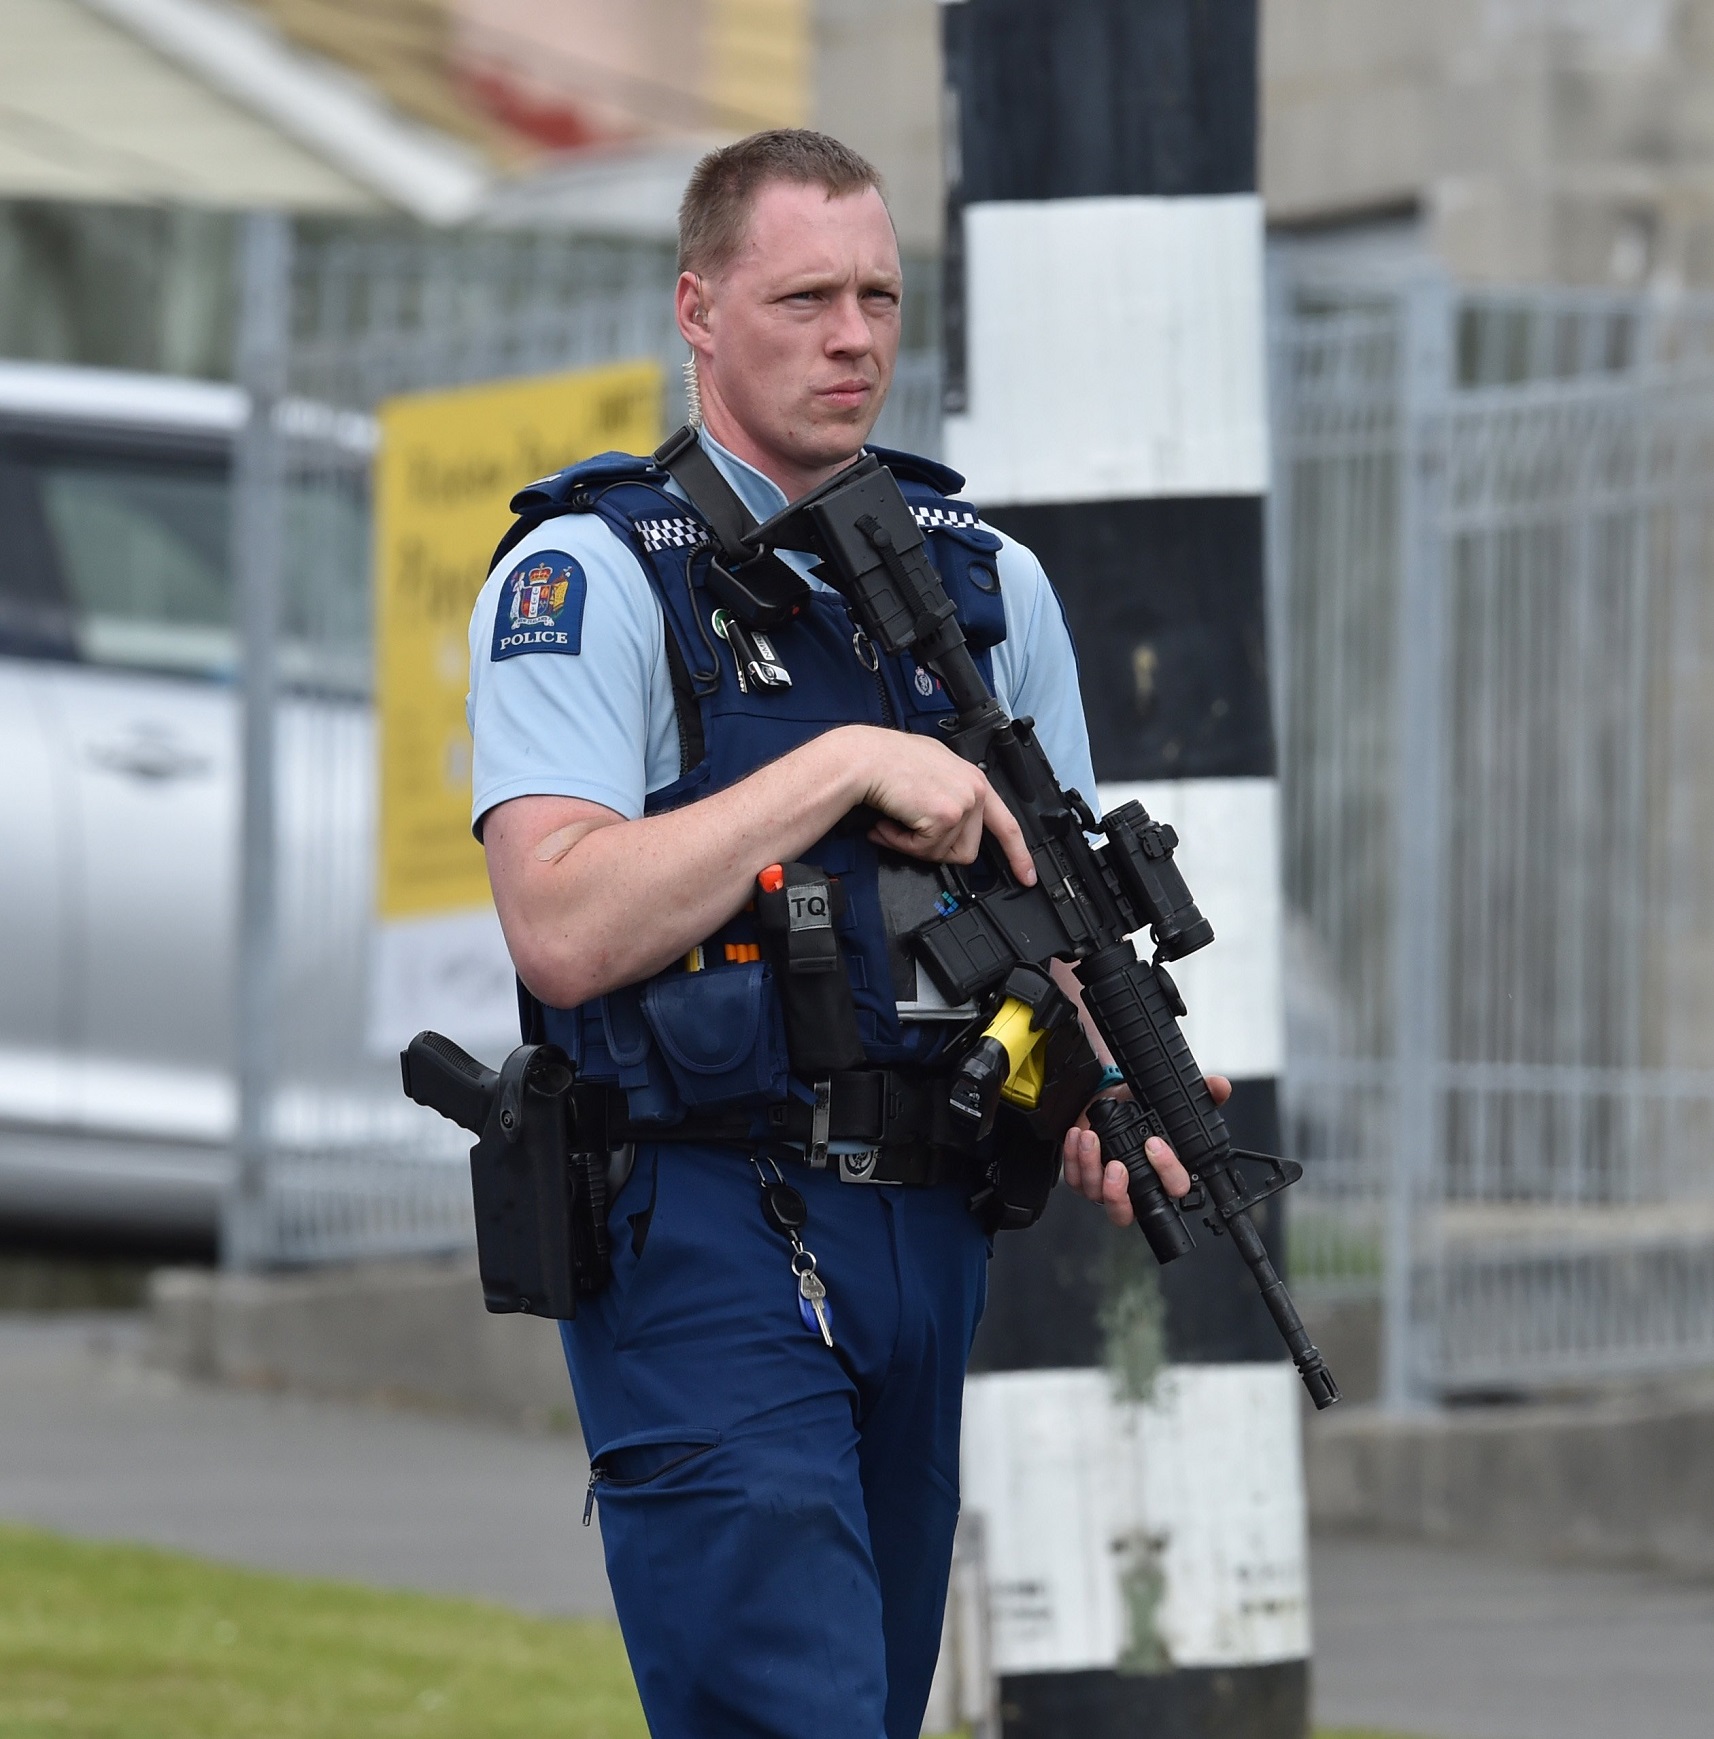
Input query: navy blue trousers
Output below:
<box><xmin>560</xmin><ymin>1142</ymin><xmax>989</xmax><ymax>1739</ymax></box>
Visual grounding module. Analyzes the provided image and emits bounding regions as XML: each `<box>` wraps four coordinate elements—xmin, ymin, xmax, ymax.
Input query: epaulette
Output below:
<box><xmin>507</xmin><ymin>450</ymin><xmax>659</xmax><ymax>517</ymax></box>
<box><xmin>864</xmin><ymin>444</ymin><xmax>968</xmax><ymax>498</ymax></box>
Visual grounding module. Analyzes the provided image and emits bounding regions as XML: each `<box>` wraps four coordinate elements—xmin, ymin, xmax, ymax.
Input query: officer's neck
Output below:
<box><xmin>697</xmin><ymin>404</ymin><xmax>863</xmax><ymax>506</ymax></box>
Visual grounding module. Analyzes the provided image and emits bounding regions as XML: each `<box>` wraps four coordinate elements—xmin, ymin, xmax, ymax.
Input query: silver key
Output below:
<box><xmin>797</xmin><ymin>1261</ymin><xmax>834</xmax><ymax>1348</ymax></box>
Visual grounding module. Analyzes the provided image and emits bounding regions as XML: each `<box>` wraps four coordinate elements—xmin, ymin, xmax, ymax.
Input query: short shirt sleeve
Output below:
<box><xmin>466</xmin><ymin>514</ymin><xmax>680</xmax><ymax>833</ymax></box>
<box><xmin>988</xmin><ymin>531</ymin><xmax>1101</xmax><ymax>808</ymax></box>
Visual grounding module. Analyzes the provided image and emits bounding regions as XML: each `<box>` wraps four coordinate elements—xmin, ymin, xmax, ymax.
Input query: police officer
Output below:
<box><xmin>468</xmin><ymin>129</ymin><xmax>1220</xmax><ymax>1739</ymax></box>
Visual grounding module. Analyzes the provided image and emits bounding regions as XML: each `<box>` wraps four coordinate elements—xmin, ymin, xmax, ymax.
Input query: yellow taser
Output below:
<box><xmin>985</xmin><ymin>995</ymin><xmax>1049</xmax><ymax>1110</ymax></box>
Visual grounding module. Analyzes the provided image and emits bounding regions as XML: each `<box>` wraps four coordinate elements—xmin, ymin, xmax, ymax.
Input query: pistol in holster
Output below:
<box><xmin>400</xmin><ymin>1031</ymin><xmax>612</xmax><ymax>1320</ymax></box>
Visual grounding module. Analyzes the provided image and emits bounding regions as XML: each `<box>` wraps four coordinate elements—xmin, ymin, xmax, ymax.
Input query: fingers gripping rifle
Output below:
<box><xmin>399</xmin><ymin>1032</ymin><xmax>611</xmax><ymax>1319</ymax></box>
<box><xmin>750</xmin><ymin>460</ymin><xmax>1341</xmax><ymax>1409</ymax></box>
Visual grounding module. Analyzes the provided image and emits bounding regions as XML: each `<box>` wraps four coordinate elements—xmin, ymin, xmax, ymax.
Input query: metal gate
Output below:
<box><xmin>1271</xmin><ymin>276</ymin><xmax>1714</xmax><ymax>1400</ymax></box>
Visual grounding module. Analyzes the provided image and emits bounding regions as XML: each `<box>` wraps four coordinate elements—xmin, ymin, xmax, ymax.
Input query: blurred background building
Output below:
<box><xmin>0</xmin><ymin>0</ymin><xmax>941</xmax><ymax>380</ymax></box>
<box><xmin>13</xmin><ymin>0</ymin><xmax>1714</xmax><ymax>382</ymax></box>
<box><xmin>1265</xmin><ymin>0</ymin><xmax>1714</xmax><ymax>288</ymax></box>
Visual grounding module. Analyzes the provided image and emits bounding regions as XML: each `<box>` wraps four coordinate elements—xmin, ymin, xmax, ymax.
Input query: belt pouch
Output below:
<box><xmin>640</xmin><ymin>960</ymin><xmax>790</xmax><ymax>1108</ymax></box>
<box><xmin>756</xmin><ymin>863</ymin><xmax>867</xmax><ymax>1074</ymax></box>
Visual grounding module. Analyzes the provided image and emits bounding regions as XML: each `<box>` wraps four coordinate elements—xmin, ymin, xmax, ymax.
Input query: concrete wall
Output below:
<box><xmin>1263</xmin><ymin>0</ymin><xmax>1714</xmax><ymax>288</ymax></box>
<box><xmin>1263</xmin><ymin>1</ymin><xmax>1457</xmax><ymax>225</ymax></box>
<box><xmin>1308</xmin><ymin>1382</ymin><xmax>1714</xmax><ymax>1576</ymax></box>
<box><xmin>146</xmin><ymin>1257</ymin><xmax>576</xmax><ymax>1428</ymax></box>
<box><xmin>813</xmin><ymin>0</ymin><xmax>943</xmax><ymax>253</ymax></box>
<box><xmin>1294</xmin><ymin>1295</ymin><xmax>1714</xmax><ymax>1580</ymax></box>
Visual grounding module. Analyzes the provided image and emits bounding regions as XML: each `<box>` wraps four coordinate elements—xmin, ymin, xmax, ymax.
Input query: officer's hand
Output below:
<box><xmin>1061</xmin><ymin>1077</ymin><xmax>1230</xmax><ymax>1228</ymax></box>
<box><xmin>848</xmin><ymin>726</ymin><xmax>1037</xmax><ymax>885</ymax></box>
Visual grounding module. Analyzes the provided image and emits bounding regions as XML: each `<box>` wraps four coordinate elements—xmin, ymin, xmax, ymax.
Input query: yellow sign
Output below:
<box><xmin>373</xmin><ymin>360</ymin><xmax>662</xmax><ymax>920</ymax></box>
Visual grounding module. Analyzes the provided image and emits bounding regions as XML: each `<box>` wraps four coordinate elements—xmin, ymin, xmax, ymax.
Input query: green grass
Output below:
<box><xmin>1316</xmin><ymin>1731</ymin><xmax>1433</xmax><ymax>1738</ymax></box>
<box><xmin>0</xmin><ymin>1523</ymin><xmax>1430</xmax><ymax>1739</ymax></box>
<box><xmin>0</xmin><ymin>1253</ymin><xmax>154</xmax><ymax>1312</ymax></box>
<box><xmin>0</xmin><ymin>1525</ymin><xmax>647</xmax><ymax>1738</ymax></box>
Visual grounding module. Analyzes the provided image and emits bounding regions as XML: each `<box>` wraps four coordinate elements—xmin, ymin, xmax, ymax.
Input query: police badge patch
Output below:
<box><xmin>491</xmin><ymin>552</ymin><xmax>588</xmax><ymax>660</ymax></box>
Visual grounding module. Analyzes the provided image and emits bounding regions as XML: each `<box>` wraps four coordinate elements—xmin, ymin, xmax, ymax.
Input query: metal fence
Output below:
<box><xmin>229</xmin><ymin>216</ymin><xmax>1714</xmax><ymax>1403</ymax></box>
<box><xmin>1271</xmin><ymin>277</ymin><xmax>1714</xmax><ymax>1399</ymax></box>
<box><xmin>224</xmin><ymin>214</ymin><xmax>939</xmax><ymax>1267</ymax></box>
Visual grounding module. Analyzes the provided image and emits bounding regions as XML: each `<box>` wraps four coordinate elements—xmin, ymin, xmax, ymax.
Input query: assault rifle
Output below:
<box><xmin>751</xmin><ymin>460</ymin><xmax>1341</xmax><ymax>1409</ymax></box>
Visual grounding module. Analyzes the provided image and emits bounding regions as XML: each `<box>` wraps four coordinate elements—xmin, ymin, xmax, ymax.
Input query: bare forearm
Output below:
<box><xmin>1050</xmin><ymin>956</ymin><xmax>1114</xmax><ymax>1067</ymax></box>
<box><xmin>493</xmin><ymin>729</ymin><xmax>875</xmax><ymax>1006</ymax></box>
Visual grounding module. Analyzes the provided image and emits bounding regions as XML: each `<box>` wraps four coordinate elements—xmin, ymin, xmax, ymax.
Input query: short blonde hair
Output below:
<box><xmin>678</xmin><ymin>129</ymin><xmax>886</xmax><ymax>277</ymax></box>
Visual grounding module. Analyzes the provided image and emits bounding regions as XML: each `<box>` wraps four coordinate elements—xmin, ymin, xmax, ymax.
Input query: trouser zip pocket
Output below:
<box><xmin>582</xmin><ymin>1430</ymin><xmax>721</xmax><ymax>1525</ymax></box>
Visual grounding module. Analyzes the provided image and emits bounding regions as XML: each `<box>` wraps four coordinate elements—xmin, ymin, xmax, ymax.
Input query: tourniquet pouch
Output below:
<box><xmin>640</xmin><ymin>961</ymin><xmax>790</xmax><ymax>1109</ymax></box>
<box><xmin>754</xmin><ymin>862</ymin><xmax>867</xmax><ymax>1075</ymax></box>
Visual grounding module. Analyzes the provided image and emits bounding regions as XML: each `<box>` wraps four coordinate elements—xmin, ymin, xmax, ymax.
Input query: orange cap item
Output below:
<box><xmin>759</xmin><ymin>864</ymin><xmax>785</xmax><ymax>894</ymax></box>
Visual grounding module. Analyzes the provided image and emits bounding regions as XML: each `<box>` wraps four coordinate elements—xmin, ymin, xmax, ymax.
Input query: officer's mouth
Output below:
<box><xmin>816</xmin><ymin>378</ymin><xmax>873</xmax><ymax>411</ymax></box>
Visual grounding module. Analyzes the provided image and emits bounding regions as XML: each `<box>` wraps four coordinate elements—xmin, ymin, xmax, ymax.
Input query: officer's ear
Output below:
<box><xmin>675</xmin><ymin>271</ymin><xmax>713</xmax><ymax>344</ymax></box>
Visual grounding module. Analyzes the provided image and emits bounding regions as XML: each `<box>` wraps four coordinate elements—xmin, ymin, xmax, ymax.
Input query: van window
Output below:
<box><xmin>5</xmin><ymin>442</ymin><xmax>370</xmax><ymax>690</ymax></box>
<box><xmin>41</xmin><ymin>457</ymin><xmax>231</xmax><ymax>675</ymax></box>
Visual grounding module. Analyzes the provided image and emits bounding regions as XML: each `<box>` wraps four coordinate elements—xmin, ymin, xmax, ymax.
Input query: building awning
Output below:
<box><xmin>0</xmin><ymin>0</ymin><xmax>488</xmax><ymax>219</ymax></box>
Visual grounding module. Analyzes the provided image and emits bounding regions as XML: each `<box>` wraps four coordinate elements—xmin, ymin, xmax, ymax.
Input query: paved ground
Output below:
<box><xmin>5</xmin><ymin>1313</ymin><xmax>1714</xmax><ymax>1737</ymax></box>
<box><xmin>1312</xmin><ymin>1532</ymin><xmax>1714</xmax><ymax>1739</ymax></box>
<box><xmin>0</xmin><ymin>1314</ymin><xmax>612</xmax><ymax>1617</ymax></box>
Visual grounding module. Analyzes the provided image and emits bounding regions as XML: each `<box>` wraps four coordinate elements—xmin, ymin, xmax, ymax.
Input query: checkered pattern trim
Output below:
<box><xmin>633</xmin><ymin>505</ymin><xmax>978</xmax><ymax>553</ymax></box>
<box><xmin>912</xmin><ymin>505</ymin><xmax>983</xmax><ymax>531</ymax></box>
<box><xmin>635</xmin><ymin>515</ymin><xmax>711</xmax><ymax>554</ymax></box>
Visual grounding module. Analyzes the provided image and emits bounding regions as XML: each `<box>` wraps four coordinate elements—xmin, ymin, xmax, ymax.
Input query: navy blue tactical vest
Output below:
<box><xmin>503</xmin><ymin>444</ymin><xmax>1006</xmax><ymax>1130</ymax></box>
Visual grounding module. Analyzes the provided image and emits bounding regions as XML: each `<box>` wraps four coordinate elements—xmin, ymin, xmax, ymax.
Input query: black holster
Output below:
<box><xmin>401</xmin><ymin>1033</ymin><xmax>613</xmax><ymax>1320</ymax></box>
<box><xmin>968</xmin><ymin>1015</ymin><xmax>1107</xmax><ymax>1234</ymax></box>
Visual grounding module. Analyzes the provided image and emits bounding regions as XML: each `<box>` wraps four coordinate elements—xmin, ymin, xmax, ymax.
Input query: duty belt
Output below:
<box><xmin>598</xmin><ymin>1070</ymin><xmax>976</xmax><ymax>1187</ymax></box>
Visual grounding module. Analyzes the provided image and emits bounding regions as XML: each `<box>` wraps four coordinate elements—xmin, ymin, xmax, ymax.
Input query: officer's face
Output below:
<box><xmin>679</xmin><ymin>180</ymin><xmax>903</xmax><ymax>495</ymax></box>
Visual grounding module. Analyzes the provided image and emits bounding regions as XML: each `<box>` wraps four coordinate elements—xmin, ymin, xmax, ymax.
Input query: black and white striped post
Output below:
<box><xmin>944</xmin><ymin>4</ymin><xmax>1310</xmax><ymax>1735</ymax></box>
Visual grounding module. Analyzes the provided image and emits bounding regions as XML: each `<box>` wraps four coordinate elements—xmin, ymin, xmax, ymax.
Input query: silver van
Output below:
<box><xmin>0</xmin><ymin>360</ymin><xmax>379</xmax><ymax>1244</ymax></box>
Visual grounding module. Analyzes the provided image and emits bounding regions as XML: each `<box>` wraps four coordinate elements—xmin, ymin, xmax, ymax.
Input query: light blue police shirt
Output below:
<box><xmin>467</xmin><ymin>428</ymin><xmax>1100</xmax><ymax>831</ymax></box>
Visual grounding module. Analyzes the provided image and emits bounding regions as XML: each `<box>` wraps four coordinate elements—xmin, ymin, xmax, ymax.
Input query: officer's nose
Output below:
<box><xmin>825</xmin><ymin>291</ymin><xmax>873</xmax><ymax>358</ymax></box>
